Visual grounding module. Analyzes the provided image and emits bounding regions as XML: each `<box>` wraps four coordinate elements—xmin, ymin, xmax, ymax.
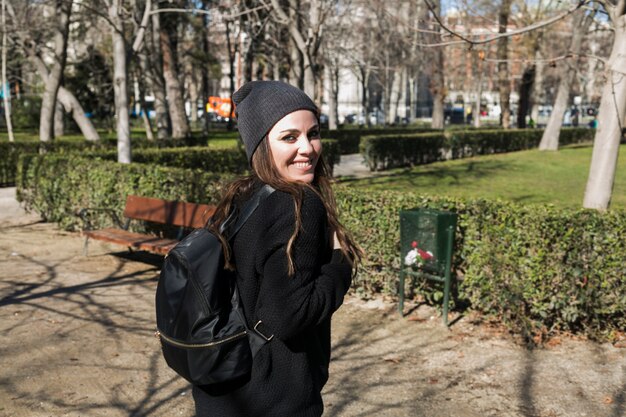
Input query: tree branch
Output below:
<box><xmin>150</xmin><ymin>5</ymin><xmax>269</xmax><ymax>20</ymax></box>
<box><xmin>415</xmin><ymin>0</ymin><xmax>592</xmax><ymax>48</ymax></box>
<box><xmin>131</xmin><ymin>0</ymin><xmax>151</xmax><ymax>53</ymax></box>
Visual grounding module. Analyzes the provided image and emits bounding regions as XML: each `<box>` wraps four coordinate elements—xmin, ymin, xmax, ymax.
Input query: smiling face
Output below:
<box><xmin>266</xmin><ymin>110</ymin><xmax>322</xmax><ymax>184</ymax></box>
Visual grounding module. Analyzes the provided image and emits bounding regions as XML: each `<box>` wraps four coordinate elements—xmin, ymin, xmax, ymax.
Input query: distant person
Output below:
<box><xmin>589</xmin><ymin>116</ymin><xmax>598</xmax><ymax>129</ymax></box>
<box><xmin>192</xmin><ymin>80</ymin><xmax>362</xmax><ymax>417</ymax></box>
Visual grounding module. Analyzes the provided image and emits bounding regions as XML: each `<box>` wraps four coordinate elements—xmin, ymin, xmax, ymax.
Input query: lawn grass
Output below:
<box><xmin>342</xmin><ymin>144</ymin><xmax>626</xmax><ymax>210</ymax></box>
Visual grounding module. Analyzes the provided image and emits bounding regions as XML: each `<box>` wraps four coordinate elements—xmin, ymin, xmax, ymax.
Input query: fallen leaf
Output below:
<box><xmin>382</xmin><ymin>355</ymin><xmax>401</xmax><ymax>364</ymax></box>
<box><xmin>602</xmin><ymin>396</ymin><xmax>613</xmax><ymax>404</ymax></box>
<box><xmin>407</xmin><ymin>316</ymin><xmax>427</xmax><ymax>322</ymax></box>
<box><xmin>546</xmin><ymin>337</ymin><xmax>562</xmax><ymax>348</ymax></box>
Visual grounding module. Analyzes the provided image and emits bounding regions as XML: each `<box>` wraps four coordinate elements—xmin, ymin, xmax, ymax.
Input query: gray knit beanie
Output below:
<box><xmin>232</xmin><ymin>81</ymin><xmax>318</xmax><ymax>163</ymax></box>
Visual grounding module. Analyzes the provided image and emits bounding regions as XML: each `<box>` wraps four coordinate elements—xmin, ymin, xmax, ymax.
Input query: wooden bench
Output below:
<box><xmin>79</xmin><ymin>195</ymin><xmax>216</xmax><ymax>256</ymax></box>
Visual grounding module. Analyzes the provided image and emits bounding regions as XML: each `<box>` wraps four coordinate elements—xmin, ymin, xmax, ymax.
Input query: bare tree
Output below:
<box><xmin>6</xmin><ymin>1</ymin><xmax>99</xmax><ymax>141</ymax></box>
<box><xmin>1</xmin><ymin>0</ymin><xmax>14</xmax><ymax>142</ymax></box>
<box><xmin>270</xmin><ymin>0</ymin><xmax>329</xmax><ymax>101</ymax></box>
<box><xmin>539</xmin><ymin>9</ymin><xmax>594</xmax><ymax>150</ymax></box>
<box><xmin>427</xmin><ymin>0</ymin><xmax>445</xmax><ymax>129</ymax></box>
<box><xmin>39</xmin><ymin>0</ymin><xmax>72</xmax><ymax>143</ymax></box>
<box><xmin>158</xmin><ymin>2</ymin><xmax>190</xmax><ymax>140</ymax></box>
<box><xmin>497</xmin><ymin>0</ymin><xmax>512</xmax><ymax>128</ymax></box>
<box><xmin>583</xmin><ymin>1</ymin><xmax>626</xmax><ymax>210</ymax></box>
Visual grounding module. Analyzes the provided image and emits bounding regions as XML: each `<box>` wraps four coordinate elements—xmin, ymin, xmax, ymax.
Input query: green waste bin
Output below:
<box><xmin>399</xmin><ymin>208</ymin><xmax>457</xmax><ymax>325</ymax></box>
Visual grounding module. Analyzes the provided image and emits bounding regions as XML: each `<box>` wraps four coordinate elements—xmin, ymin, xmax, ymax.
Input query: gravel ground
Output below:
<box><xmin>1</xmin><ymin>187</ymin><xmax>625</xmax><ymax>417</ymax></box>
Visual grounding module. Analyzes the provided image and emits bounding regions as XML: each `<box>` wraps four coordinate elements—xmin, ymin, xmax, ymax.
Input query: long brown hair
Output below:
<box><xmin>208</xmin><ymin>136</ymin><xmax>363</xmax><ymax>276</ymax></box>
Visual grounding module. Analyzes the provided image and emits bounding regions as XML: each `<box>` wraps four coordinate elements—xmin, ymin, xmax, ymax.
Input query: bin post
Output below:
<box><xmin>442</xmin><ymin>224</ymin><xmax>454</xmax><ymax>326</ymax></box>
<box><xmin>399</xmin><ymin>208</ymin><xmax>457</xmax><ymax>326</ymax></box>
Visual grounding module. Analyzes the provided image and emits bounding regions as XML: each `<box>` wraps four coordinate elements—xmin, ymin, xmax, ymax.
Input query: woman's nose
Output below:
<box><xmin>297</xmin><ymin>135</ymin><xmax>314</xmax><ymax>154</ymax></box>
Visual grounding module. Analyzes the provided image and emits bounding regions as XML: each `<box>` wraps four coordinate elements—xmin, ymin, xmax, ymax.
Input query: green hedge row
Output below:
<box><xmin>360</xmin><ymin>128</ymin><xmax>595</xmax><ymax>171</ymax></box>
<box><xmin>323</xmin><ymin>127</ymin><xmax>439</xmax><ymax>154</ymax></box>
<box><xmin>17</xmin><ymin>152</ymin><xmax>626</xmax><ymax>343</ymax></box>
<box><xmin>336</xmin><ymin>187</ymin><xmax>626</xmax><ymax>343</ymax></box>
<box><xmin>0</xmin><ymin>137</ymin><xmax>198</xmax><ymax>185</ymax></box>
<box><xmin>16</xmin><ymin>154</ymin><xmax>233</xmax><ymax>233</ymax></box>
<box><xmin>1</xmin><ymin>138</ymin><xmax>340</xmax><ymax>185</ymax></box>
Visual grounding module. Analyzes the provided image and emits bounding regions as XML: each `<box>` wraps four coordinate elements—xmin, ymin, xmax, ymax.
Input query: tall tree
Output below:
<box><xmin>39</xmin><ymin>0</ymin><xmax>72</xmax><ymax>143</ymax></box>
<box><xmin>6</xmin><ymin>1</ymin><xmax>99</xmax><ymax>141</ymax></box>
<box><xmin>428</xmin><ymin>0</ymin><xmax>445</xmax><ymax>129</ymax></box>
<box><xmin>497</xmin><ymin>0</ymin><xmax>512</xmax><ymax>129</ymax></box>
<box><xmin>105</xmin><ymin>0</ymin><xmax>131</xmax><ymax>162</ymax></box>
<box><xmin>270</xmin><ymin>0</ymin><xmax>328</xmax><ymax>100</ymax></box>
<box><xmin>158</xmin><ymin>2</ymin><xmax>190</xmax><ymax>139</ymax></box>
<box><xmin>583</xmin><ymin>1</ymin><xmax>626</xmax><ymax>210</ymax></box>
<box><xmin>148</xmin><ymin>7</ymin><xmax>170</xmax><ymax>140</ymax></box>
<box><xmin>1</xmin><ymin>0</ymin><xmax>14</xmax><ymax>142</ymax></box>
<box><xmin>539</xmin><ymin>9</ymin><xmax>594</xmax><ymax>151</ymax></box>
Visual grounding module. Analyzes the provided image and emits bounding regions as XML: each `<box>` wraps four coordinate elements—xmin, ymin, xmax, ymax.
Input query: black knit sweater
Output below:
<box><xmin>192</xmin><ymin>186</ymin><xmax>353</xmax><ymax>417</ymax></box>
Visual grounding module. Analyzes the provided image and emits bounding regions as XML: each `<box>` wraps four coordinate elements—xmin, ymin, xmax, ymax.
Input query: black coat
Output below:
<box><xmin>193</xmin><ymin>186</ymin><xmax>352</xmax><ymax>417</ymax></box>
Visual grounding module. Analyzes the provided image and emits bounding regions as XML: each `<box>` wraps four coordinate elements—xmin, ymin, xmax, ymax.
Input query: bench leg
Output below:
<box><xmin>83</xmin><ymin>236</ymin><xmax>89</xmax><ymax>256</ymax></box>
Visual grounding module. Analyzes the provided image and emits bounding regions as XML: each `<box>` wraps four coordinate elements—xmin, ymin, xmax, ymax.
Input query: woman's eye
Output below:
<box><xmin>308</xmin><ymin>130</ymin><xmax>320</xmax><ymax>139</ymax></box>
<box><xmin>281</xmin><ymin>135</ymin><xmax>297</xmax><ymax>142</ymax></box>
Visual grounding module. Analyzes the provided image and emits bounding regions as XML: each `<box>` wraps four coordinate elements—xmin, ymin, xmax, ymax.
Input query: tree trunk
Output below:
<box><xmin>201</xmin><ymin>6</ymin><xmax>210</xmax><ymax>134</ymax></box>
<box><xmin>160</xmin><ymin>14</ymin><xmax>189</xmax><ymax>140</ymax></box>
<box><xmin>271</xmin><ymin>0</ymin><xmax>317</xmax><ymax>99</ymax></box>
<box><xmin>54</xmin><ymin>100</ymin><xmax>64</xmax><ymax>137</ymax></box>
<box><xmin>429</xmin><ymin>0</ymin><xmax>445</xmax><ymax>129</ymax></box>
<box><xmin>134</xmin><ymin>67</ymin><xmax>154</xmax><ymax>141</ymax></box>
<box><xmin>327</xmin><ymin>63</ymin><xmax>339</xmax><ymax>130</ymax></box>
<box><xmin>388</xmin><ymin>70</ymin><xmax>401</xmax><ymax>124</ymax></box>
<box><xmin>189</xmin><ymin>83</ymin><xmax>198</xmax><ymax>124</ymax></box>
<box><xmin>539</xmin><ymin>10</ymin><xmax>592</xmax><ymax>151</ymax></box>
<box><xmin>583</xmin><ymin>19</ymin><xmax>626</xmax><ymax>210</ymax></box>
<box><xmin>30</xmin><ymin>52</ymin><xmax>100</xmax><ymax>141</ymax></box>
<box><xmin>409</xmin><ymin>76</ymin><xmax>417</xmax><ymax>123</ymax></box>
<box><xmin>1</xmin><ymin>0</ymin><xmax>14</xmax><ymax>142</ymax></box>
<box><xmin>149</xmin><ymin>11</ymin><xmax>170</xmax><ymax>140</ymax></box>
<box><xmin>109</xmin><ymin>3</ymin><xmax>131</xmax><ymax>163</ymax></box>
<box><xmin>517</xmin><ymin>65</ymin><xmax>535</xmax><ymax>128</ymax></box>
<box><xmin>225</xmin><ymin>19</ymin><xmax>237</xmax><ymax>131</ymax></box>
<box><xmin>497</xmin><ymin>0</ymin><xmax>512</xmax><ymax>129</ymax></box>
<box><xmin>530</xmin><ymin>52</ymin><xmax>543</xmax><ymax>124</ymax></box>
<box><xmin>473</xmin><ymin>68</ymin><xmax>484</xmax><ymax>128</ymax></box>
<box><xmin>8</xmin><ymin>1</ymin><xmax>98</xmax><ymax>141</ymax></box>
<box><xmin>39</xmin><ymin>0</ymin><xmax>71</xmax><ymax>143</ymax></box>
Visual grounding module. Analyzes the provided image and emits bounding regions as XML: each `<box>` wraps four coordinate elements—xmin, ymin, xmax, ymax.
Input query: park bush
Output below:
<box><xmin>324</xmin><ymin>127</ymin><xmax>439</xmax><ymax>154</ymax></box>
<box><xmin>335</xmin><ymin>187</ymin><xmax>626</xmax><ymax>343</ymax></box>
<box><xmin>16</xmin><ymin>153</ymin><xmax>233</xmax><ymax>233</ymax></box>
<box><xmin>17</xmin><ymin>152</ymin><xmax>626</xmax><ymax>343</ymax></box>
<box><xmin>360</xmin><ymin>127</ymin><xmax>595</xmax><ymax>171</ymax></box>
<box><xmin>1</xmin><ymin>138</ymin><xmax>339</xmax><ymax>185</ymax></box>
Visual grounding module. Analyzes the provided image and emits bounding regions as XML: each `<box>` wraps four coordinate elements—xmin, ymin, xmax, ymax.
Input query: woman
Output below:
<box><xmin>193</xmin><ymin>80</ymin><xmax>361</xmax><ymax>416</ymax></box>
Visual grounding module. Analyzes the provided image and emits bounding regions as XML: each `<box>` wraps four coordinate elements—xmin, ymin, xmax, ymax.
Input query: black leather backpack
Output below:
<box><xmin>155</xmin><ymin>185</ymin><xmax>275</xmax><ymax>385</ymax></box>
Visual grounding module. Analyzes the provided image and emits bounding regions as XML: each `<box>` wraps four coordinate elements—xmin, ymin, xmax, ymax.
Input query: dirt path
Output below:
<box><xmin>1</xmin><ymin>188</ymin><xmax>625</xmax><ymax>417</ymax></box>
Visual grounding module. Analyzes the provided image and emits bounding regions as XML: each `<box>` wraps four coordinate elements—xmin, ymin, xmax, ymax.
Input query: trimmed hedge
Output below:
<box><xmin>16</xmin><ymin>154</ymin><xmax>233</xmax><ymax>233</ymax></box>
<box><xmin>336</xmin><ymin>187</ymin><xmax>626</xmax><ymax>343</ymax></box>
<box><xmin>360</xmin><ymin>128</ymin><xmax>595</xmax><ymax>171</ymax></box>
<box><xmin>324</xmin><ymin>127</ymin><xmax>439</xmax><ymax>154</ymax></box>
<box><xmin>17</xmin><ymin>152</ymin><xmax>626</xmax><ymax>343</ymax></box>
<box><xmin>1</xmin><ymin>138</ymin><xmax>340</xmax><ymax>184</ymax></box>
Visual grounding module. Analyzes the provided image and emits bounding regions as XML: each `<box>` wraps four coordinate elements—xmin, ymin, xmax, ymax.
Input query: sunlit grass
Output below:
<box><xmin>342</xmin><ymin>144</ymin><xmax>626</xmax><ymax>209</ymax></box>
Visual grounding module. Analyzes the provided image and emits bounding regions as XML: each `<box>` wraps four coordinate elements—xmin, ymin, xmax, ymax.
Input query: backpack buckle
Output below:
<box><xmin>253</xmin><ymin>320</ymin><xmax>274</xmax><ymax>342</ymax></box>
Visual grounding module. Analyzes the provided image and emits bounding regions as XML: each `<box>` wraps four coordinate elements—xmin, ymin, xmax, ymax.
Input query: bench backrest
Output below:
<box><xmin>123</xmin><ymin>195</ymin><xmax>216</xmax><ymax>229</ymax></box>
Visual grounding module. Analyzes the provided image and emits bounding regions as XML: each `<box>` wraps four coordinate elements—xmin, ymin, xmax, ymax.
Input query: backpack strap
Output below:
<box><xmin>220</xmin><ymin>184</ymin><xmax>275</xmax><ymax>239</ymax></box>
<box><xmin>222</xmin><ymin>183</ymin><xmax>276</xmax><ymax>354</ymax></box>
